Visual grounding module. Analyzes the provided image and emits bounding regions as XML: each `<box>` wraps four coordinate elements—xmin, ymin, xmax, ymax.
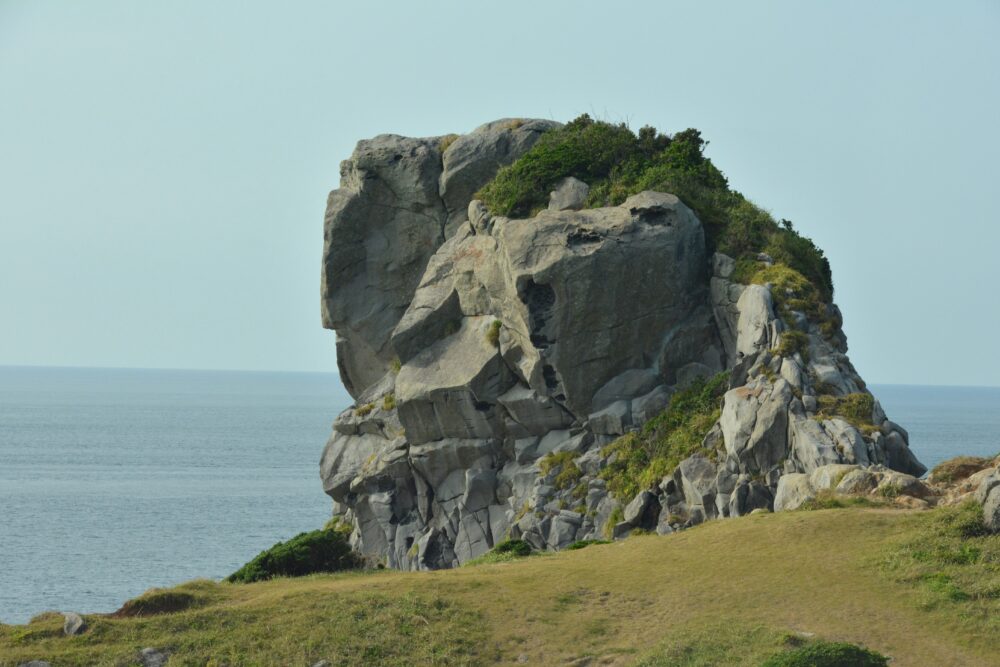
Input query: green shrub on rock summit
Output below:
<box><xmin>476</xmin><ymin>114</ymin><xmax>832</xmax><ymax>300</ymax></box>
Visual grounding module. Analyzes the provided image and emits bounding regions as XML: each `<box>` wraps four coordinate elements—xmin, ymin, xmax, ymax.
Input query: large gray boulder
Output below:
<box><xmin>318</xmin><ymin>122</ymin><xmax>927</xmax><ymax>569</ymax></box>
<box><xmin>323</xmin><ymin>119</ymin><xmax>559</xmax><ymax>397</ymax></box>
<box><xmin>983</xmin><ymin>486</ymin><xmax>1000</xmax><ymax>534</ymax></box>
<box><xmin>440</xmin><ymin>118</ymin><xmax>559</xmax><ymax>231</ymax></box>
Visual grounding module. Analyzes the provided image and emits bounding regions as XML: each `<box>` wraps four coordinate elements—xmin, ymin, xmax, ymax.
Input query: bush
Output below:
<box><xmin>566</xmin><ymin>539</ymin><xmax>610</xmax><ymax>551</ymax></box>
<box><xmin>492</xmin><ymin>539</ymin><xmax>532</xmax><ymax>557</ymax></box>
<box><xmin>227</xmin><ymin>528</ymin><xmax>361</xmax><ymax>583</ymax></box>
<box><xmin>760</xmin><ymin>640</ymin><xmax>889</xmax><ymax>666</ymax></box>
<box><xmin>464</xmin><ymin>539</ymin><xmax>533</xmax><ymax>566</ymax></box>
<box><xmin>600</xmin><ymin>372</ymin><xmax>729</xmax><ymax>500</ymax></box>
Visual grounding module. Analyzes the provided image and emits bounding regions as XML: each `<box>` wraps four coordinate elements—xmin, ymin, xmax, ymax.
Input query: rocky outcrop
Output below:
<box><xmin>319</xmin><ymin>119</ymin><xmax>927</xmax><ymax>569</ymax></box>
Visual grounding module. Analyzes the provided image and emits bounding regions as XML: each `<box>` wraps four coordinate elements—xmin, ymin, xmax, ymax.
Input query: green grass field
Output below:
<box><xmin>2</xmin><ymin>506</ymin><xmax>997</xmax><ymax>666</ymax></box>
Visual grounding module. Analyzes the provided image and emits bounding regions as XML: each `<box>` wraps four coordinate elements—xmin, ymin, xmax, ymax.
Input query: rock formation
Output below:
<box><xmin>319</xmin><ymin>118</ymin><xmax>927</xmax><ymax>569</ymax></box>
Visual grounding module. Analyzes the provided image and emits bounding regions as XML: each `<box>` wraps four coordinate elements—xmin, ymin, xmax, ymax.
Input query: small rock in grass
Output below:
<box><xmin>62</xmin><ymin>612</ymin><xmax>86</xmax><ymax>636</ymax></box>
<box><xmin>140</xmin><ymin>647</ymin><xmax>169</xmax><ymax>667</ymax></box>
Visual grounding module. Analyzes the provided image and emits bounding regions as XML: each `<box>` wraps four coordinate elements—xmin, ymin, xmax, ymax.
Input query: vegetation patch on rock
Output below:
<box><xmin>814</xmin><ymin>393</ymin><xmax>875</xmax><ymax>431</ymax></box>
<box><xmin>930</xmin><ymin>455</ymin><xmax>994</xmax><ymax>484</ymax></box>
<box><xmin>600</xmin><ymin>372</ymin><xmax>728</xmax><ymax>500</ymax></box>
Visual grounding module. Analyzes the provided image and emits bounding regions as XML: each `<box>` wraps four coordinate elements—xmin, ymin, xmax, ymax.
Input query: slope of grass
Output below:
<box><xmin>1</xmin><ymin>509</ymin><xmax>997</xmax><ymax>666</ymax></box>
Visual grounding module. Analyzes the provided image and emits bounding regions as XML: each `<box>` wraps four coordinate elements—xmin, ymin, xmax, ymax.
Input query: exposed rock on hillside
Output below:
<box><xmin>320</xmin><ymin>118</ymin><xmax>926</xmax><ymax>569</ymax></box>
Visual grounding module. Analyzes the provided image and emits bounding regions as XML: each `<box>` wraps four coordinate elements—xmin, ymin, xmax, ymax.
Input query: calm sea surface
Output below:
<box><xmin>0</xmin><ymin>368</ymin><xmax>997</xmax><ymax>624</ymax></box>
<box><xmin>0</xmin><ymin>366</ymin><xmax>350</xmax><ymax>624</ymax></box>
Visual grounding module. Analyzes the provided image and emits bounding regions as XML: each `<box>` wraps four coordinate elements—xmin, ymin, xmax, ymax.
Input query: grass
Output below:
<box><xmin>382</xmin><ymin>393</ymin><xmax>396</xmax><ymax>411</ymax></box>
<box><xmin>773</xmin><ymin>329</ymin><xmax>810</xmax><ymax>362</ymax></box>
<box><xmin>475</xmin><ymin>115</ymin><xmax>832</xmax><ymax>301</ymax></box>
<box><xmin>880</xmin><ymin>501</ymin><xmax>1000</xmax><ymax>630</ymax></box>
<box><xmin>438</xmin><ymin>133</ymin><xmax>459</xmax><ymax>154</ymax></box>
<box><xmin>354</xmin><ymin>402</ymin><xmax>374</xmax><ymax>417</ymax></box>
<box><xmin>485</xmin><ymin>319</ymin><xmax>502</xmax><ymax>347</ymax></box>
<box><xmin>1</xmin><ymin>509</ymin><xmax>997</xmax><ymax>666</ymax></box>
<box><xmin>735</xmin><ymin>262</ymin><xmax>833</xmax><ymax>336</ymax></box>
<box><xmin>111</xmin><ymin>585</ymin><xmax>213</xmax><ymax>618</ymax></box>
<box><xmin>538</xmin><ymin>451</ymin><xmax>582</xmax><ymax>491</ymax></box>
<box><xmin>799</xmin><ymin>490</ymin><xmax>884</xmax><ymax>511</ymax></box>
<box><xmin>600</xmin><ymin>372</ymin><xmax>728</xmax><ymax>500</ymax></box>
<box><xmin>930</xmin><ymin>455</ymin><xmax>995</xmax><ymax>484</ymax></box>
<box><xmin>814</xmin><ymin>392</ymin><xmax>876</xmax><ymax>431</ymax></box>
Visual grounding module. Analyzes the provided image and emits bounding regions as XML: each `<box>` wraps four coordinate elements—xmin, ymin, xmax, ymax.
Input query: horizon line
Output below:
<box><xmin>0</xmin><ymin>362</ymin><xmax>343</xmax><ymax>378</ymax></box>
<box><xmin>1</xmin><ymin>363</ymin><xmax>997</xmax><ymax>391</ymax></box>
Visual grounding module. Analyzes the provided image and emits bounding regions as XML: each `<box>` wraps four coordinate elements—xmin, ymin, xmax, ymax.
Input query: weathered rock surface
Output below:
<box><xmin>139</xmin><ymin>648</ymin><xmax>169</xmax><ymax>667</ymax></box>
<box><xmin>62</xmin><ymin>611</ymin><xmax>86</xmax><ymax>636</ymax></box>
<box><xmin>319</xmin><ymin>120</ymin><xmax>927</xmax><ymax>569</ymax></box>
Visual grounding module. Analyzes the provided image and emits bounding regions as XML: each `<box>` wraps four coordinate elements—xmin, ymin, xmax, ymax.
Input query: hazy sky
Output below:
<box><xmin>1</xmin><ymin>1</ymin><xmax>997</xmax><ymax>386</ymax></box>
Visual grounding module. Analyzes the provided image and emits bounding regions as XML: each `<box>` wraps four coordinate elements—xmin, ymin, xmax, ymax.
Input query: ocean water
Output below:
<box><xmin>0</xmin><ymin>366</ymin><xmax>350</xmax><ymax>624</ymax></box>
<box><xmin>0</xmin><ymin>368</ymin><xmax>998</xmax><ymax>624</ymax></box>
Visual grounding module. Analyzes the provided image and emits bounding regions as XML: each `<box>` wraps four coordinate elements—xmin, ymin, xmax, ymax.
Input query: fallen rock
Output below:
<box><xmin>835</xmin><ymin>468</ymin><xmax>878</xmax><ymax>495</ymax></box>
<box><xmin>624</xmin><ymin>491</ymin><xmax>660</xmax><ymax>529</ymax></box>
<box><xmin>774</xmin><ymin>473</ymin><xmax>814</xmax><ymax>511</ymax></box>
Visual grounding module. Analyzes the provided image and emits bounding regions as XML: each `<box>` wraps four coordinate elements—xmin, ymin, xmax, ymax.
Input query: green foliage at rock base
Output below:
<box><xmin>227</xmin><ymin>528</ymin><xmax>361</xmax><ymax>584</ymax></box>
<box><xmin>476</xmin><ymin>114</ymin><xmax>832</xmax><ymax>300</ymax></box>
<box><xmin>600</xmin><ymin>372</ymin><xmax>729</xmax><ymax>501</ymax></box>
<box><xmin>759</xmin><ymin>640</ymin><xmax>889</xmax><ymax>667</ymax></box>
<box><xmin>565</xmin><ymin>539</ymin><xmax>610</xmax><ymax>551</ymax></box>
<box><xmin>464</xmin><ymin>539</ymin><xmax>533</xmax><ymax>566</ymax></box>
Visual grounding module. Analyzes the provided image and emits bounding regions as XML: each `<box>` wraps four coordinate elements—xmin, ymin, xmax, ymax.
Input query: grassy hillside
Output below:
<box><xmin>2</xmin><ymin>507</ymin><xmax>997</xmax><ymax>666</ymax></box>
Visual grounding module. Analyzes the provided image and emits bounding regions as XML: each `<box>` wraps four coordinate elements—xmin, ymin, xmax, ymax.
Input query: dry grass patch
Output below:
<box><xmin>2</xmin><ymin>510</ymin><xmax>998</xmax><ymax>666</ymax></box>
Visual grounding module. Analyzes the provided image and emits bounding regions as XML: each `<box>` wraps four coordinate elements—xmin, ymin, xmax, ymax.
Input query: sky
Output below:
<box><xmin>1</xmin><ymin>0</ymin><xmax>997</xmax><ymax>387</ymax></box>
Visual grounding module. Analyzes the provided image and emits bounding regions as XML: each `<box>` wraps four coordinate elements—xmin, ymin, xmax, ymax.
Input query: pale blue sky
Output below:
<box><xmin>1</xmin><ymin>1</ymin><xmax>997</xmax><ymax>386</ymax></box>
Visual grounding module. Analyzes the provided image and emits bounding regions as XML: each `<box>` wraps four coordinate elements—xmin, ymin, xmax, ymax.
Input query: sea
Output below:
<box><xmin>0</xmin><ymin>367</ymin><xmax>998</xmax><ymax>624</ymax></box>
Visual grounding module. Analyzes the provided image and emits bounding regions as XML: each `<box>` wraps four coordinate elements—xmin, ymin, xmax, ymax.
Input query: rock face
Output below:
<box><xmin>319</xmin><ymin>119</ymin><xmax>926</xmax><ymax>569</ymax></box>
